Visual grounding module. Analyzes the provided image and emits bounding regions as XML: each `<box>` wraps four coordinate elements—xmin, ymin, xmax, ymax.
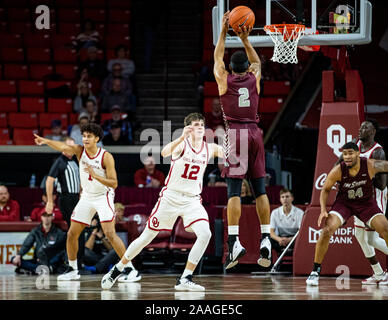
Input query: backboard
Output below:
<box><xmin>212</xmin><ymin>0</ymin><xmax>372</xmax><ymax>47</ymax></box>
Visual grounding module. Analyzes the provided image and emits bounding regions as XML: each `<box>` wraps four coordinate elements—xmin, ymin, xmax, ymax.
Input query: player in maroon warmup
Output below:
<box><xmin>213</xmin><ymin>11</ymin><xmax>272</xmax><ymax>270</ymax></box>
<box><xmin>306</xmin><ymin>142</ymin><xmax>388</xmax><ymax>286</ymax></box>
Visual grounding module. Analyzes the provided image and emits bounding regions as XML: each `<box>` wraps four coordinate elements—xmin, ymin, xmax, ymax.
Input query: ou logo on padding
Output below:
<box><xmin>327</xmin><ymin>124</ymin><xmax>352</xmax><ymax>157</ymax></box>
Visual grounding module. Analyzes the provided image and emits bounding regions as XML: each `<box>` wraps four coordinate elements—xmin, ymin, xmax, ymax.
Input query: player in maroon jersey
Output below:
<box><xmin>213</xmin><ymin>11</ymin><xmax>272</xmax><ymax>270</ymax></box>
<box><xmin>306</xmin><ymin>142</ymin><xmax>388</xmax><ymax>286</ymax></box>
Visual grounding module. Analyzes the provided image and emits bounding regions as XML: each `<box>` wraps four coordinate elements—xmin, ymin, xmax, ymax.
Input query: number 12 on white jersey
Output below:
<box><xmin>238</xmin><ymin>88</ymin><xmax>250</xmax><ymax>107</ymax></box>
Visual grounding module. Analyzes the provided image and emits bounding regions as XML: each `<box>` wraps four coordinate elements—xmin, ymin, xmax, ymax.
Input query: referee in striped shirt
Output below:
<box><xmin>45</xmin><ymin>136</ymin><xmax>84</xmax><ymax>268</ymax></box>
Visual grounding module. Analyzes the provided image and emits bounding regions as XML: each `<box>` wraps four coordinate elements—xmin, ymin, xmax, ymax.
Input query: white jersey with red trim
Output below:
<box><xmin>164</xmin><ymin>138</ymin><xmax>212</xmax><ymax>196</ymax></box>
<box><xmin>357</xmin><ymin>140</ymin><xmax>383</xmax><ymax>159</ymax></box>
<box><xmin>79</xmin><ymin>147</ymin><xmax>112</xmax><ymax>196</ymax></box>
<box><xmin>357</xmin><ymin>140</ymin><xmax>387</xmax><ymax>213</ymax></box>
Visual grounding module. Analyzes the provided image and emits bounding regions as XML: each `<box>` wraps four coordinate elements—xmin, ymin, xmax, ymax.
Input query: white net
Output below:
<box><xmin>264</xmin><ymin>24</ymin><xmax>305</xmax><ymax>64</ymax></box>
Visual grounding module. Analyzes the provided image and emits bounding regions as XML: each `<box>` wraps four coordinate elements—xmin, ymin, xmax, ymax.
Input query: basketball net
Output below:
<box><xmin>264</xmin><ymin>24</ymin><xmax>305</xmax><ymax>64</ymax></box>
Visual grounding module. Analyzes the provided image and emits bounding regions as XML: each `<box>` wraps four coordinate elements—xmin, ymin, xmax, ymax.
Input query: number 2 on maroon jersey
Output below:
<box><xmin>181</xmin><ymin>164</ymin><xmax>200</xmax><ymax>180</ymax></box>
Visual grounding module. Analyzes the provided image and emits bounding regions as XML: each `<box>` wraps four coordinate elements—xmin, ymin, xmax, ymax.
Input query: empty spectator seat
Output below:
<box><xmin>0</xmin><ymin>113</ymin><xmax>7</xmax><ymax>127</ymax></box>
<box><xmin>39</xmin><ymin>113</ymin><xmax>68</xmax><ymax>129</ymax></box>
<box><xmin>0</xmin><ymin>48</ymin><xmax>25</xmax><ymax>63</ymax></box>
<box><xmin>107</xmin><ymin>23</ymin><xmax>130</xmax><ymax>36</ymax></box>
<box><xmin>20</xmin><ymin>97</ymin><xmax>45</xmax><ymax>112</ymax></box>
<box><xmin>29</xmin><ymin>65</ymin><xmax>54</xmax><ymax>80</ymax></box>
<box><xmin>26</xmin><ymin>48</ymin><xmax>51</xmax><ymax>63</ymax></box>
<box><xmin>8</xmin><ymin>113</ymin><xmax>38</xmax><ymax>128</ymax></box>
<box><xmin>168</xmin><ymin>217</ymin><xmax>196</xmax><ymax>252</ymax></box>
<box><xmin>108</xmin><ymin>10</ymin><xmax>131</xmax><ymax>23</ymax></box>
<box><xmin>82</xmin><ymin>0</ymin><xmax>106</xmax><ymax>8</ymax></box>
<box><xmin>83</xmin><ymin>9</ymin><xmax>106</xmax><ymax>22</ymax></box>
<box><xmin>109</xmin><ymin>0</ymin><xmax>131</xmax><ymax>9</ymax></box>
<box><xmin>9</xmin><ymin>22</ymin><xmax>32</xmax><ymax>34</ymax></box>
<box><xmin>19</xmin><ymin>80</ymin><xmax>45</xmax><ymax>96</ymax></box>
<box><xmin>8</xmin><ymin>8</ymin><xmax>30</xmax><ymax>21</ymax></box>
<box><xmin>0</xmin><ymin>127</ymin><xmax>11</xmax><ymax>145</ymax></box>
<box><xmin>58</xmin><ymin>22</ymin><xmax>81</xmax><ymax>35</ymax></box>
<box><xmin>203</xmin><ymin>81</ymin><xmax>218</xmax><ymax>97</ymax></box>
<box><xmin>0</xmin><ymin>97</ymin><xmax>18</xmax><ymax>112</ymax></box>
<box><xmin>55</xmin><ymin>0</ymin><xmax>80</xmax><ymax>8</ymax></box>
<box><xmin>53</xmin><ymin>48</ymin><xmax>78</xmax><ymax>63</ymax></box>
<box><xmin>259</xmin><ymin>97</ymin><xmax>284</xmax><ymax>113</ymax></box>
<box><xmin>24</xmin><ymin>33</ymin><xmax>51</xmax><ymax>48</ymax></box>
<box><xmin>13</xmin><ymin>128</ymin><xmax>39</xmax><ymax>145</ymax></box>
<box><xmin>56</xmin><ymin>9</ymin><xmax>81</xmax><ymax>22</ymax></box>
<box><xmin>0</xmin><ymin>34</ymin><xmax>23</xmax><ymax>47</ymax></box>
<box><xmin>55</xmin><ymin>65</ymin><xmax>78</xmax><ymax>80</ymax></box>
<box><xmin>0</xmin><ymin>80</ymin><xmax>17</xmax><ymax>95</ymax></box>
<box><xmin>69</xmin><ymin>113</ymin><xmax>78</xmax><ymax>125</ymax></box>
<box><xmin>47</xmin><ymin>98</ymin><xmax>72</xmax><ymax>113</ymax></box>
<box><xmin>105</xmin><ymin>35</ymin><xmax>130</xmax><ymax>49</ymax></box>
<box><xmin>262</xmin><ymin>81</ymin><xmax>291</xmax><ymax>96</ymax></box>
<box><xmin>4</xmin><ymin>64</ymin><xmax>28</xmax><ymax>80</ymax></box>
<box><xmin>51</xmin><ymin>34</ymin><xmax>76</xmax><ymax>48</ymax></box>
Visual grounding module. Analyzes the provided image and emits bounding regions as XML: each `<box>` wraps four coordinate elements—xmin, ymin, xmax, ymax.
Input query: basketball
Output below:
<box><xmin>229</xmin><ymin>6</ymin><xmax>255</xmax><ymax>34</ymax></box>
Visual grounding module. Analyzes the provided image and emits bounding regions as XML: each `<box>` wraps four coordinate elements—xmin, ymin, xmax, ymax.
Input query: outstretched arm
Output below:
<box><xmin>213</xmin><ymin>11</ymin><xmax>230</xmax><ymax>95</ymax></box>
<box><xmin>34</xmin><ymin>134</ymin><xmax>82</xmax><ymax>158</ymax></box>
<box><xmin>237</xmin><ymin>27</ymin><xmax>261</xmax><ymax>92</ymax></box>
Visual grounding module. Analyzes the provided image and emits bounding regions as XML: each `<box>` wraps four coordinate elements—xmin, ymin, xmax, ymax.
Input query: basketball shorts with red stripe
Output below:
<box><xmin>147</xmin><ymin>188</ymin><xmax>209</xmax><ymax>232</ymax></box>
<box><xmin>329</xmin><ymin>197</ymin><xmax>384</xmax><ymax>228</ymax></box>
<box><xmin>71</xmin><ymin>190</ymin><xmax>115</xmax><ymax>226</ymax></box>
<box><xmin>222</xmin><ymin>122</ymin><xmax>266</xmax><ymax>179</ymax></box>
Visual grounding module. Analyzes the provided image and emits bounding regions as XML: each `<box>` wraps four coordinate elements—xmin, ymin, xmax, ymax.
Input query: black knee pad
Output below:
<box><xmin>250</xmin><ymin>177</ymin><xmax>266</xmax><ymax>198</ymax></box>
<box><xmin>226</xmin><ymin>178</ymin><xmax>243</xmax><ymax>199</ymax></box>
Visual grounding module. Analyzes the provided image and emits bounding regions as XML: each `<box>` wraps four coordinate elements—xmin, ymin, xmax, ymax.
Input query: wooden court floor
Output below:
<box><xmin>1</xmin><ymin>272</ymin><xmax>388</xmax><ymax>300</ymax></box>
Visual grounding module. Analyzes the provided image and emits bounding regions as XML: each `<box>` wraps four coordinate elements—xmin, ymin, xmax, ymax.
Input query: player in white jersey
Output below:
<box><xmin>101</xmin><ymin>113</ymin><xmax>224</xmax><ymax>291</ymax></box>
<box><xmin>34</xmin><ymin>123</ymin><xmax>139</xmax><ymax>281</ymax></box>
<box><xmin>353</xmin><ymin>120</ymin><xmax>388</xmax><ymax>285</ymax></box>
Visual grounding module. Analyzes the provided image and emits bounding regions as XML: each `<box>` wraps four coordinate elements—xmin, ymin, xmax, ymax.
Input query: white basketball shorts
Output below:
<box><xmin>71</xmin><ymin>190</ymin><xmax>115</xmax><ymax>226</ymax></box>
<box><xmin>147</xmin><ymin>188</ymin><xmax>209</xmax><ymax>232</ymax></box>
<box><xmin>354</xmin><ymin>187</ymin><xmax>387</xmax><ymax>229</ymax></box>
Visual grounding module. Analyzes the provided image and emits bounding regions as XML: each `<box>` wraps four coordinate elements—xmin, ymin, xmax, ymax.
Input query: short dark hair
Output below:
<box><xmin>365</xmin><ymin>118</ymin><xmax>379</xmax><ymax>133</ymax></box>
<box><xmin>341</xmin><ymin>142</ymin><xmax>359</xmax><ymax>152</ymax></box>
<box><xmin>86</xmin><ymin>99</ymin><xmax>96</xmax><ymax>106</ymax></box>
<box><xmin>80</xmin><ymin>123</ymin><xmax>104</xmax><ymax>142</ymax></box>
<box><xmin>230</xmin><ymin>51</ymin><xmax>249</xmax><ymax>73</ymax></box>
<box><xmin>114</xmin><ymin>44</ymin><xmax>128</xmax><ymax>56</ymax></box>
<box><xmin>184</xmin><ymin>113</ymin><xmax>205</xmax><ymax>126</ymax></box>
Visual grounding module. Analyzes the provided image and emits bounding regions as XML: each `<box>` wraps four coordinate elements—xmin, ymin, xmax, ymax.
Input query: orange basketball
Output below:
<box><xmin>229</xmin><ymin>6</ymin><xmax>255</xmax><ymax>34</ymax></box>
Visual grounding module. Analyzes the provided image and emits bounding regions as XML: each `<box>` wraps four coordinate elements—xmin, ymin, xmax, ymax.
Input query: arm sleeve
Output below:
<box><xmin>47</xmin><ymin>157</ymin><xmax>62</xmax><ymax>179</ymax></box>
<box><xmin>0</xmin><ymin>200</ymin><xmax>20</xmax><ymax>221</ymax></box>
<box><xmin>18</xmin><ymin>230</ymin><xmax>36</xmax><ymax>256</ymax></box>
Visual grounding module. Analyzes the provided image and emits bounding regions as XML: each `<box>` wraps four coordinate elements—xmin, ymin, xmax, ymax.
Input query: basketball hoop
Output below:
<box><xmin>264</xmin><ymin>24</ymin><xmax>305</xmax><ymax>64</ymax></box>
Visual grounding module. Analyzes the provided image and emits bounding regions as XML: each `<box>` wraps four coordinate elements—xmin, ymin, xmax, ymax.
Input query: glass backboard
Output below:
<box><xmin>212</xmin><ymin>0</ymin><xmax>372</xmax><ymax>47</ymax></box>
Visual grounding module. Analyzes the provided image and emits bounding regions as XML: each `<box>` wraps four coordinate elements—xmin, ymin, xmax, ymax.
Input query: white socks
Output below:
<box><xmin>182</xmin><ymin>268</ymin><xmax>193</xmax><ymax>279</ymax></box>
<box><xmin>228</xmin><ymin>225</ymin><xmax>239</xmax><ymax>236</ymax></box>
<box><xmin>116</xmin><ymin>260</ymin><xmax>135</xmax><ymax>272</ymax></box>
<box><xmin>261</xmin><ymin>224</ymin><xmax>271</xmax><ymax>234</ymax></box>
<box><xmin>69</xmin><ymin>260</ymin><xmax>78</xmax><ymax>270</ymax></box>
<box><xmin>371</xmin><ymin>262</ymin><xmax>384</xmax><ymax>276</ymax></box>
